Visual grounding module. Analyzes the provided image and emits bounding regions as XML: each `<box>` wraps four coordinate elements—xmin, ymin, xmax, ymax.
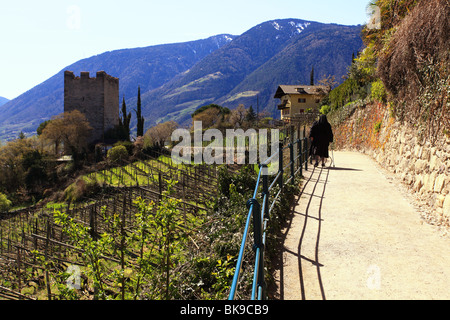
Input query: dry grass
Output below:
<box><xmin>377</xmin><ymin>0</ymin><xmax>450</xmax><ymax>143</ymax></box>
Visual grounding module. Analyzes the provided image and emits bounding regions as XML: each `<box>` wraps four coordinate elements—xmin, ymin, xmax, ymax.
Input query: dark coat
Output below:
<box><xmin>309</xmin><ymin>115</ymin><xmax>334</xmax><ymax>158</ymax></box>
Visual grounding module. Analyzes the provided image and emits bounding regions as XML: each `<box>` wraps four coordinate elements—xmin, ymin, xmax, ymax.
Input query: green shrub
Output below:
<box><xmin>370</xmin><ymin>79</ymin><xmax>387</xmax><ymax>102</ymax></box>
<box><xmin>107</xmin><ymin>145</ymin><xmax>128</xmax><ymax>163</ymax></box>
<box><xmin>327</xmin><ymin>78</ymin><xmax>369</xmax><ymax>111</ymax></box>
<box><xmin>320</xmin><ymin>105</ymin><xmax>331</xmax><ymax>115</ymax></box>
<box><xmin>374</xmin><ymin>121</ymin><xmax>382</xmax><ymax>134</ymax></box>
<box><xmin>114</xmin><ymin>141</ymin><xmax>134</xmax><ymax>155</ymax></box>
<box><xmin>0</xmin><ymin>192</ymin><xmax>12</xmax><ymax>212</ymax></box>
<box><xmin>64</xmin><ymin>178</ymin><xmax>100</xmax><ymax>203</ymax></box>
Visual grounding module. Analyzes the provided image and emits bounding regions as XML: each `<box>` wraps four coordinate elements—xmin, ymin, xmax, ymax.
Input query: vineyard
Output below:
<box><xmin>0</xmin><ymin>123</ymin><xmax>302</xmax><ymax>300</ymax></box>
<box><xmin>0</xmin><ymin>150</ymin><xmax>228</xmax><ymax>300</ymax></box>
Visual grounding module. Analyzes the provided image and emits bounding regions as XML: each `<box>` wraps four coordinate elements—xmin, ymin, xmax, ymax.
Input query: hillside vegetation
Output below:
<box><xmin>324</xmin><ymin>0</ymin><xmax>449</xmax><ymax>145</ymax></box>
<box><xmin>376</xmin><ymin>0</ymin><xmax>449</xmax><ymax>142</ymax></box>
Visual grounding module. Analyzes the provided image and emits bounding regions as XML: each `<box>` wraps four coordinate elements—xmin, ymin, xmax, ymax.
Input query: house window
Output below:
<box><xmin>298</xmin><ymin>98</ymin><xmax>306</xmax><ymax>103</ymax></box>
<box><xmin>315</xmin><ymin>99</ymin><xmax>321</xmax><ymax>103</ymax></box>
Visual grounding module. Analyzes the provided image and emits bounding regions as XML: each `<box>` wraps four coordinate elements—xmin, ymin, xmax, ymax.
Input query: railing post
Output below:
<box><xmin>261</xmin><ymin>164</ymin><xmax>269</xmax><ymax>218</ymax></box>
<box><xmin>299</xmin><ymin>138</ymin><xmax>303</xmax><ymax>177</ymax></box>
<box><xmin>289</xmin><ymin>143</ymin><xmax>294</xmax><ymax>183</ymax></box>
<box><xmin>260</xmin><ymin>166</ymin><xmax>269</xmax><ymax>300</ymax></box>
<box><xmin>278</xmin><ymin>142</ymin><xmax>283</xmax><ymax>190</ymax></box>
<box><xmin>247</xmin><ymin>198</ymin><xmax>265</xmax><ymax>300</ymax></box>
<box><xmin>303</xmin><ymin>127</ymin><xmax>308</xmax><ymax>172</ymax></box>
<box><xmin>247</xmin><ymin>199</ymin><xmax>262</xmax><ymax>253</ymax></box>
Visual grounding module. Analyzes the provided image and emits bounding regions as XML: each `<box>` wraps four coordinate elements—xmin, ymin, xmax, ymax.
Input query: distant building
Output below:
<box><xmin>64</xmin><ymin>71</ymin><xmax>119</xmax><ymax>143</ymax></box>
<box><xmin>274</xmin><ymin>85</ymin><xmax>328</xmax><ymax>121</ymax></box>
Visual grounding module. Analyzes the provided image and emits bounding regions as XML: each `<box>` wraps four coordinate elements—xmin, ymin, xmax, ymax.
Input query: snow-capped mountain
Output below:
<box><xmin>0</xmin><ymin>18</ymin><xmax>363</xmax><ymax>140</ymax></box>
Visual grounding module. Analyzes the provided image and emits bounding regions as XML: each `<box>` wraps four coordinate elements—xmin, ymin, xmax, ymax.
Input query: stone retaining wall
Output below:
<box><xmin>332</xmin><ymin>102</ymin><xmax>450</xmax><ymax>227</ymax></box>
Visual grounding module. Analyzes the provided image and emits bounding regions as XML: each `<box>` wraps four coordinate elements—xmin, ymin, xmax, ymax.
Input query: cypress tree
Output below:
<box><xmin>246</xmin><ymin>106</ymin><xmax>257</xmax><ymax>123</ymax></box>
<box><xmin>310</xmin><ymin>66</ymin><xmax>315</xmax><ymax>86</ymax></box>
<box><xmin>136</xmin><ymin>86</ymin><xmax>145</xmax><ymax>137</ymax></box>
<box><xmin>120</xmin><ymin>96</ymin><xmax>132</xmax><ymax>140</ymax></box>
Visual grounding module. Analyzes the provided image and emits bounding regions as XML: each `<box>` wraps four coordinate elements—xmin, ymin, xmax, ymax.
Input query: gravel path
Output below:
<box><xmin>274</xmin><ymin>151</ymin><xmax>449</xmax><ymax>300</ymax></box>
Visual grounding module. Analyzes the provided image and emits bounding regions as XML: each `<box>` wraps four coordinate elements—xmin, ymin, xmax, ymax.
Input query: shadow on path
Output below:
<box><xmin>274</xmin><ymin>166</ymin><xmax>330</xmax><ymax>300</ymax></box>
<box><xmin>274</xmin><ymin>151</ymin><xmax>450</xmax><ymax>300</ymax></box>
<box><xmin>328</xmin><ymin>167</ymin><xmax>362</xmax><ymax>172</ymax></box>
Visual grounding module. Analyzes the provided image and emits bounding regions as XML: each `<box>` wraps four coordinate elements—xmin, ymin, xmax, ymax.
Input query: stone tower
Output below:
<box><xmin>64</xmin><ymin>71</ymin><xmax>119</xmax><ymax>143</ymax></box>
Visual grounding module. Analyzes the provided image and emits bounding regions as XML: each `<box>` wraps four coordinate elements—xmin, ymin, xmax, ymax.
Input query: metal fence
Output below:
<box><xmin>228</xmin><ymin>129</ymin><xmax>310</xmax><ymax>300</ymax></box>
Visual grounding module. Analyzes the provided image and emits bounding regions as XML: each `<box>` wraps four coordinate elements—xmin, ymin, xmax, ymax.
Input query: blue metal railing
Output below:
<box><xmin>228</xmin><ymin>130</ymin><xmax>309</xmax><ymax>300</ymax></box>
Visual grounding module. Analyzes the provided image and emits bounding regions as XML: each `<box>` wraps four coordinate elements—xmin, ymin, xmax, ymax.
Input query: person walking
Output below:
<box><xmin>309</xmin><ymin>114</ymin><xmax>334</xmax><ymax>167</ymax></box>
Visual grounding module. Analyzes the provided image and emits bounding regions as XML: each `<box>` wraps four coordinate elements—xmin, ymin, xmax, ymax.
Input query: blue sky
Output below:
<box><xmin>0</xmin><ymin>0</ymin><xmax>371</xmax><ymax>100</ymax></box>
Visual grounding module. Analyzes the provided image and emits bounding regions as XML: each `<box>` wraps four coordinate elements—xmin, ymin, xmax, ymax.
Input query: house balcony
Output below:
<box><xmin>278</xmin><ymin>102</ymin><xmax>289</xmax><ymax>110</ymax></box>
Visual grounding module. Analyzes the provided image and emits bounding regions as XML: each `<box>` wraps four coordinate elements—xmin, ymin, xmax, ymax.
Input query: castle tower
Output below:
<box><xmin>64</xmin><ymin>71</ymin><xmax>119</xmax><ymax>143</ymax></box>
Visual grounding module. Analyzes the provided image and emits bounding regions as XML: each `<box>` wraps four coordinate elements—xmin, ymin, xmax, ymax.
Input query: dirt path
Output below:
<box><xmin>274</xmin><ymin>151</ymin><xmax>449</xmax><ymax>300</ymax></box>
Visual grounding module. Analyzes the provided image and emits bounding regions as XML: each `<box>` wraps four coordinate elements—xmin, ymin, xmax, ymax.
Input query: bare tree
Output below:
<box><xmin>41</xmin><ymin>110</ymin><xmax>93</xmax><ymax>157</ymax></box>
<box><xmin>229</xmin><ymin>104</ymin><xmax>247</xmax><ymax>128</ymax></box>
<box><xmin>192</xmin><ymin>107</ymin><xmax>222</xmax><ymax>129</ymax></box>
<box><xmin>318</xmin><ymin>75</ymin><xmax>338</xmax><ymax>92</ymax></box>
<box><xmin>145</xmin><ymin>121</ymin><xmax>179</xmax><ymax>148</ymax></box>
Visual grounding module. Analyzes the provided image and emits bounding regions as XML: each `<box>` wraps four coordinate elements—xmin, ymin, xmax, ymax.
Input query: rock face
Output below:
<box><xmin>332</xmin><ymin>102</ymin><xmax>450</xmax><ymax>226</ymax></box>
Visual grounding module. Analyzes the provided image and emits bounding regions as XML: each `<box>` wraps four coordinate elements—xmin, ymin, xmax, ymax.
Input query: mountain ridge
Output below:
<box><xmin>215</xmin><ymin>22</ymin><xmax>363</xmax><ymax>113</ymax></box>
<box><xmin>0</xmin><ymin>97</ymin><xmax>8</xmax><ymax>107</ymax></box>
<box><xmin>136</xmin><ymin>19</ymin><xmax>363</xmax><ymax>127</ymax></box>
<box><xmin>0</xmin><ymin>34</ymin><xmax>234</xmax><ymax>140</ymax></box>
<box><xmin>0</xmin><ymin>18</ymin><xmax>363</xmax><ymax>140</ymax></box>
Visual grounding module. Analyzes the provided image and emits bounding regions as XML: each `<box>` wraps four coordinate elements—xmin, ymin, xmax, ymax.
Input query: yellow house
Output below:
<box><xmin>274</xmin><ymin>85</ymin><xmax>328</xmax><ymax>120</ymax></box>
